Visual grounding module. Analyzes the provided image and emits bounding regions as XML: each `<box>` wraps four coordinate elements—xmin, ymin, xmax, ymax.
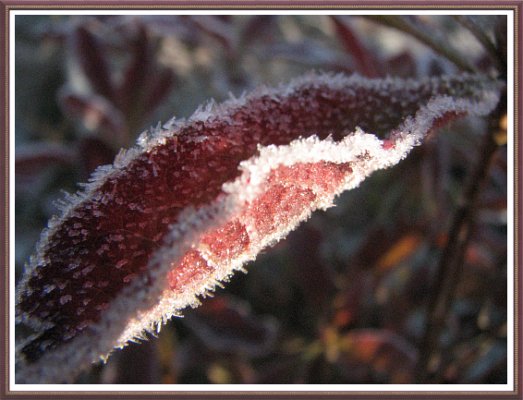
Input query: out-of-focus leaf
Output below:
<box><xmin>330</xmin><ymin>16</ymin><xmax>382</xmax><ymax>77</ymax></box>
<box><xmin>156</xmin><ymin>324</ymin><xmax>177</xmax><ymax>384</ymax></box>
<box><xmin>188</xmin><ymin>16</ymin><xmax>235</xmax><ymax>55</ymax></box>
<box><xmin>76</xmin><ymin>136</ymin><xmax>116</xmax><ymax>177</ymax></box>
<box><xmin>385</xmin><ymin>51</ymin><xmax>417</xmax><ymax>78</ymax></box>
<box><xmin>15</xmin><ymin>143</ymin><xmax>76</xmax><ymax>178</ymax></box>
<box><xmin>350</xmin><ymin>224</ymin><xmax>415</xmax><ymax>271</ymax></box>
<box><xmin>376</xmin><ymin>233</ymin><xmax>422</xmax><ymax>273</ymax></box>
<box><xmin>118</xmin><ymin>24</ymin><xmax>151</xmax><ymax>122</ymax></box>
<box><xmin>240</xmin><ymin>15</ymin><xmax>277</xmax><ymax>47</ymax></box>
<box><xmin>101</xmin><ymin>340</ymin><xmax>161</xmax><ymax>384</ymax></box>
<box><xmin>207</xmin><ymin>358</ymin><xmax>256</xmax><ymax>384</ymax></box>
<box><xmin>183</xmin><ymin>296</ymin><xmax>278</xmax><ymax>357</ymax></box>
<box><xmin>287</xmin><ymin>224</ymin><xmax>336</xmax><ymax>310</ymax></box>
<box><xmin>72</xmin><ymin>25</ymin><xmax>114</xmax><ymax>101</ymax></box>
<box><xmin>58</xmin><ymin>90</ymin><xmax>127</xmax><ymax>147</ymax></box>
<box><xmin>464</xmin><ymin>242</ymin><xmax>496</xmax><ymax>271</ymax></box>
<box><xmin>331</xmin><ymin>271</ymin><xmax>370</xmax><ymax>329</ymax></box>
<box><xmin>336</xmin><ymin>329</ymin><xmax>417</xmax><ymax>383</ymax></box>
<box><xmin>144</xmin><ymin>68</ymin><xmax>176</xmax><ymax>117</ymax></box>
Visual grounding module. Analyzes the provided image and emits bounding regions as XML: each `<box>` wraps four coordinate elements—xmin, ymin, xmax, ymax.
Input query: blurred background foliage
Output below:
<box><xmin>15</xmin><ymin>14</ymin><xmax>507</xmax><ymax>384</ymax></box>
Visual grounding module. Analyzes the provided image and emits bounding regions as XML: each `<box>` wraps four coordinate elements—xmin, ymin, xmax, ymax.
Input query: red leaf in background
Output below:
<box><xmin>72</xmin><ymin>25</ymin><xmax>114</xmax><ymax>101</ymax></box>
<box><xmin>240</xmin><ymin>15</ymin><xmax>277</xmax><ymax>47</ymax></box>
<box><xmin>336</xmin><ymin>329</ymin><xmax>417</xmax><ymax>383</ymax></box>
<box><xmin>58</xmin><ymin>90</ymin><xmax>127</xmax><ymax>147</ymax></box>
<box><xmin>15</xmin><ymin>72</ymin><xmax>500</xmax><ymax>383</ymax></box>
<box><xmin>331</xmin><ymin>270</ymin><xmax>373</xmax><ymax>329</ymax></box>
<box><xmin>143</xmin><ymin>68</ymin><xmax>176</xmax><ymax>117</ymax></box>
<box><xmin>385</xmin><ymin>51</ymin><xmax>418</xmax><ymax>78</ymax></box>
<box><xmin>15</xmin><ymin>143</ymin><xmax>76</xmax><ymax>178</ymax></box>
<box><xmin>183</xmin><ymin>295</ymin><xmax>278</xmax><ymax>357</ymax></box>
<box><xmin>287</xmin><ymin>224</ymin><xmax>336</xmax><ymax>310</ymax></box>
<box><xmin>76</xmin><ymin>136</ymin><xmax>117</xmax><ymax>178</ymax></box>
<box><xmin>118</xmin><ymin>25</ymin><xmax>151</xmax><ymax>121</ymax></box>
<box><xmin>102</xmin><ymin>339</ymin><xmax>161</xmax><ymax>384</ymax></box>
<box><xmin>331</xmin><ymin>16</ymin><xmax>383</xmax><ymax>77</ymax></box>
<box><xmin>187</xmin><ymin>16</ymin><xmax>235</xmax><ymax>55</ymax></box>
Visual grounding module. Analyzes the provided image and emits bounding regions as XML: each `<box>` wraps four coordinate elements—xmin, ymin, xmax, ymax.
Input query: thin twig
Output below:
<box><xmin>415</xmin><ymin>98</ymin><xmax>506</xmax><ymax>383</ymax></box>
<box><xmin>365</xmin><ymin>15</ymin><xmax>478</xmax><ymax>73</ymax></box>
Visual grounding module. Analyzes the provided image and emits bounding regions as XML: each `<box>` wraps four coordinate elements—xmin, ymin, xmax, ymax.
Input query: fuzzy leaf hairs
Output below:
<box><xmin>16</xmin><ymin>72</ymin><xmax>501</xmax><ymax>383</ymax></box>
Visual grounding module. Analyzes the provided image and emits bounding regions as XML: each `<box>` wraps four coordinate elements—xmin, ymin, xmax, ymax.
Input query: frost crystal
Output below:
<box><xmin>16</xmin><ymin>72</ymin><xmax>500</xmax><ymax>383</ymax></box>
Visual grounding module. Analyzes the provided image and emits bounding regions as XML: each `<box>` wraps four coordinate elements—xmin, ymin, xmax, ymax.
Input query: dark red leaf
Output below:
<box><xmin>72</xmin><ymin>25</ymin><xmax>114</xmax><ymax>101</ymax></box>
<box><xmin>58</xmin><ymin>90</ymin><xmax>127</xmax><ymax>147</ymax></box>
<box><xmin>287</xmin><ymin>224</ymin><xmax>336</xmax><ymax>310</ymax></box>
<box><xmin>143</xmin><ymin>68</ymin><xmax>175</xmax><ymax>117</ymax></box>
<box><xmin>240</xmin><ymin>15</ymin><xmax>277</xmax><ymax>47</ymax></box>
<box><xmin>330</xmin><ymin>16</ymin><xmax>383</xmax><ymax>77</ymax></box>
<box><xmin>103</xmin><ymin>340</ymin><xmax>161</xmax><ymax>384</ymax></box>
<box><xmin>16</xmin><ymin>143</ymin><xmax>76</xmax><ymax>178</ymax></box>
<box><xmin>183</xmin><ymin>296</ymin><xmax>278</xmax><ymax>357</ymax></box>
<box><xmin>385</xmin><ymin>51</ymin><xmax>417</xmax><ymax>78</ymax></box>
<box><xmin>118</xmin><ymin>24</ymin><xmax>151</xmax><ymax>122</ymax></box>
<box><xmin>187</xmin><ymin>16</ymin><xmax>235</xmax><ymax>55</ymax></box>
<box><xmin>331</xmin><ymin>271</ymin><xmax>371</xmax><ymax>329</ymax></box>
<box><xmin>76</xmin><ymin>136</ymin><xmax>117</xmax><ymax>178</ymax></box>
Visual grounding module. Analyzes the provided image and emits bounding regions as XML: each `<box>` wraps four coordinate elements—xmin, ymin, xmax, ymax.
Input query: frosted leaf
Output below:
<box><xmin>15</xmin><ymin>72</ymin><xmax>500</xmax><ymax>383</ymax></box>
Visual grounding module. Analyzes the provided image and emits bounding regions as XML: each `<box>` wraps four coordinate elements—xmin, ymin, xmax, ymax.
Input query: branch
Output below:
<box><xmin>415</xmin><ymin>94</ymin><xmax>506</xmax><ymax>383</ymax></box>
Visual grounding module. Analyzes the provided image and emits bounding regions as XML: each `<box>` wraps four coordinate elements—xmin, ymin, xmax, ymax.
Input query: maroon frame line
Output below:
<box><xmin>1</xmin><ymin>2</ymin><xmax>520</xmax><ymax>399</ymax></box>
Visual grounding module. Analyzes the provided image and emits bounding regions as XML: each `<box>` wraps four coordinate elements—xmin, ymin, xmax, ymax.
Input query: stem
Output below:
<box><xmin>415</xmin><ymin>100</ymin><xmax>505</xmax><ymax>383</ymax></box>
<box><xmin>365</xmin><ymin>16</ymin><xmax>478</xmax><ymax>73</ymax></box>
